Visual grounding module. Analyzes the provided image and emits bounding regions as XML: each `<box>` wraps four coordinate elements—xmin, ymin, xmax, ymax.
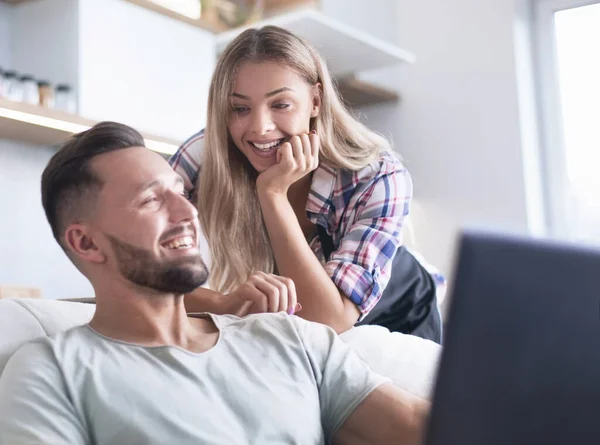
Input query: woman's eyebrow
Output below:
<box><xmin>265</xmin><ymin>87</ymin><xmax>294</xmax><ymax>98</ymax></box>
<box><xmin>231</xmin><ymin>87</ymin><xmax>295</xmax><ymax>100</ymax></box>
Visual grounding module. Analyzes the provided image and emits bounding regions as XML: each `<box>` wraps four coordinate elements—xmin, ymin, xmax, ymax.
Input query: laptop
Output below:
<box><xmin>425</xmin><ymin>230</ymin><xmax>600</xmax><ymax>445</ymax></box>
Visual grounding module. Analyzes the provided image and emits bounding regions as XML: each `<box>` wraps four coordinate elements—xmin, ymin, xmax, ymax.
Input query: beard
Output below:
<box><xmin>105</xmin><ymin>233</ymin><xmax>208</xmax><ymax>294</ymax></box>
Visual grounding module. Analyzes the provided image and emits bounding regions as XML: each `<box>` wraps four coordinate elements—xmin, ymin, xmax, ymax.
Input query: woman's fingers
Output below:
<box><xmin>308</xmin><ymin>131</ymin><xmax>320</xmax><ymax>170</ymax></box>
<box><xmin>278</xmin><ymin>141</ymin><xmax>294</xmax><ymax>166</ymax></box>
<box><xmin>299</xmin><ymin>133</ymin><xmax>313</xmax><ymax>170</ymax></box>
<box><xmin>251</xmin><ymin>272</ymin><xmax>283</xmax><ymax>313</ymax></box>
<box><xmin>288</xmin><ymin>135</ymin><xmax>305</xmax><ymax>169</ymax></box>
<box><xmin>230</xmin><ymin>273</ymin><xmax>300</xmax><ymax>316</ymax></box>
<box><xmin>275</xmin><ymin>132</ymin><xmax>319</xmax><ymax>172</ymax></box>
<box><xmin>260</xmin><ymin>273</ymin><xmax>290</xmax><ymax>314</ymax></box>
<box><xmin>275</xmin><ymin>275</ymin><xmax>298</xmax><ymax>315</ymax></box>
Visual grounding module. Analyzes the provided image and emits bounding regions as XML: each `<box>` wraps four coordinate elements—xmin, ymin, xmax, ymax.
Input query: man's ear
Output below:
<box><xmin>64</xmin><ymin>224</ymin><xmax>106</xmax><ymax>264</ymax></box>
<box><xmin>311</xmin><ymin>82</ymin><xmax>322</xmax><ymax>118</ymax></box>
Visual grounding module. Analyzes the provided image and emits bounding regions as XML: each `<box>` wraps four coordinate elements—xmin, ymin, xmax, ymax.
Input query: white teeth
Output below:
<box><xmin>251</xmin><ymin>140</ymin><xmax>282</xmax><ymax>150</ymax></box>
<box><xmin>164</xmin><ymin>236</ymin><xmax>194</xmax><ymax>250</ymax></box>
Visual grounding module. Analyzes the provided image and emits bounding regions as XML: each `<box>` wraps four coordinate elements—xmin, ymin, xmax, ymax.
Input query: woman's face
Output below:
<box><xmin>227</xmin><ymin>60</ymin><xmax>320</xmax><ymax>173</ymax></box>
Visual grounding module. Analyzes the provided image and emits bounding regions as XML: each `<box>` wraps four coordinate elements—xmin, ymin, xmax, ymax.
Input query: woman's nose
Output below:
<box><xmin>250</xmin><ymin>109</ymin><xmax>275</xmax><ymax>135</ymax></box>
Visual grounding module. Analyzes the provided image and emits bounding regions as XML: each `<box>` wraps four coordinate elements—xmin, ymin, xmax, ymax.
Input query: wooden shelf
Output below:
<box><xmin>217</xmin><ymin>9</ymin><xmax>415</xmax><ymax>77</ymax></box>
<box><xmin>336</xmin><ymin>76</ymin><xmax>399</xmax><ymax>108</ymax></box>
<box><xmin>121</xmin><ymin>0</ymin><xmax>226</xmax><ymax>33</ymax></box>
<box><xmin>120</xmin><ymin>0</ymin><xmax>319</xmax><ymax>33</ymax></box>
<box><xmin>3</xmin><ymin>2</ymin><xmax>406</xmax><ymax>109</ymax></box>
<box><xmin>0</xmin><ymin>98</ymin><xmax>181</xmax><ymax>155</ymax></box>
<box><xmin>216</xmin><ymin>9</ymin><xmax>412</xmax><ymax>107</ymax></box>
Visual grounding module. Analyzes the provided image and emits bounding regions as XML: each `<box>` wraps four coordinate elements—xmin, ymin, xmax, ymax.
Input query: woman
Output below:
<box><xmin>170</xmin><ymin>25</ymin><xmax>444</xmax><ymax>342</ymax></box>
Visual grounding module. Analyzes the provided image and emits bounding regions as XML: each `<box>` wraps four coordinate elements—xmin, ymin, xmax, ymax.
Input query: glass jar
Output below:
<box><xmin>55</xmin><ymin>84</ymin><xmax>77</xmax><ymax>113</ymax></box>
<box><xmin>20</xmin><ymin>75</ymin><xmax>40</xmax><ymax>105</ymax></box>
<box><xmin>3</xmin><ymin>70</ymin><xmax>23</xmax><ymax>102</ymax></box>
<box><xmin>38</xmin><ymin>81</ymin><xmax>55</xmax><ymax>108</ymax></box>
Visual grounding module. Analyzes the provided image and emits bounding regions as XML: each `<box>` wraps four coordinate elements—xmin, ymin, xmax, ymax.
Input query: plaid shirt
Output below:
<box><xmin>170</xmin><ymin>130</ymin><xmax>445</xmax><ymax>320</ymax></box>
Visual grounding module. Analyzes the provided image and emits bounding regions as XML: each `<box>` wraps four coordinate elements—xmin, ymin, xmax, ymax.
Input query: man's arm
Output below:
<box><xmin>333</xmin><ymin>383</ymin><xmax>429</xmax><ymax>445</ymax></box>
<box><xmin>293</xmin><ymin>316</ymin><xmax>430</xmax><ymax>445</ymax></box>
<box><xmin>0</xmin><ymin>341</ymin><xmax>88</xmax><ymax>445</ymax></box>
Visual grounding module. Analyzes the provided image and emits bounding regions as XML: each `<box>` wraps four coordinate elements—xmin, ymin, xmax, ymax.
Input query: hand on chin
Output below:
<box><xmin>256</xmin><ymin>132</ymin><xmax>319</xmax><ymax>196</ymax></box>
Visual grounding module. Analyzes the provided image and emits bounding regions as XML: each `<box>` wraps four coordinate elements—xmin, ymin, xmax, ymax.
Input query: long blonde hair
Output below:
<box><xmin>199</xmin><ymin>25</ymin><xmax>393</xmax><ymax>292</ymax></box>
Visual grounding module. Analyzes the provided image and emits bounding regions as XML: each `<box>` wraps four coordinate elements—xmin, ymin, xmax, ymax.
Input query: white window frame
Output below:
<box><xmin>534</xmin><ymin>0</ymin><xmax>600</xmax><ymax>239</ymax></box>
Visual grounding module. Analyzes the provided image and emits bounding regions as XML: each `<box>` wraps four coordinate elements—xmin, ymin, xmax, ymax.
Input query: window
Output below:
<box><xmin>535</xmin><ymin>0</ymin><xmax>600</xmax><ymax>244</ymax></box>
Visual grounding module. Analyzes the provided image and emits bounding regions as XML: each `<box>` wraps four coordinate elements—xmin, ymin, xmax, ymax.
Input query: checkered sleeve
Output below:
<box><xmin>324</xmin><ymin>164</ymin><xmax>413</xmax><ymax>320</ymax></box>
<box><xmin>168</xmin><ymin>129</ymin><xmax>205</xmax><ymax>195</ymax></box>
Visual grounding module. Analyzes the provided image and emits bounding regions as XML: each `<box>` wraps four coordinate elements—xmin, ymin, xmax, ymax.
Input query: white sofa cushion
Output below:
<box><xmin>340</xmin><ymin>325</ymin><xmax>441</xmax><ymax>399</ymax></box>
<box><xmin>0</xmin><ymin>299</ymin><xmax>441</xmax><ymax>399</ymax></box>
<box><xmin>0</xmin><ymin>299</ymin><xmax>94</xmax><ymax>374</ymax></box>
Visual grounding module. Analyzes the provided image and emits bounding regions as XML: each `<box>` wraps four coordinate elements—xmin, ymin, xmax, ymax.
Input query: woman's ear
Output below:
<box><xmin>311</xmin><ymin>82</ymin><xmax>323</xmax><ymax>118</ymax></box>
<box><xmin>64</xmin><ymin>224</ymin><xmax>106</xmax><ymax>264</ymax></box>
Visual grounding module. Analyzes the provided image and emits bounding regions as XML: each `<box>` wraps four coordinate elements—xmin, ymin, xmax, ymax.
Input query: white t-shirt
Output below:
<box><xmin>0</xmin><ymin>312</ymin><xmax>388</xmax><ymax>445</ymax></box>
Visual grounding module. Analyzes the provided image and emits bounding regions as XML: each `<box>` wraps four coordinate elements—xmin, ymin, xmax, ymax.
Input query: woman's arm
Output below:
<box><xmin>258</xmin><ymin>136</ymin><xmax>411</xmax><ymax>333</ymax></box>
<box><xmin>185</xmin><ymin>273</ymin><xmax>299</xmax><ymax>317</ymax></box>
<box><xmin>184</xmin><ymin>287</ymin><xmax>232</xmax><ymax>314</ymax></box>
<box><xmin>168</xmin><ymin>129</ymin><xmax>205</xmax><ymax>195</ymax></box>
<box><xmin>258</xmin><ymin>191</ymin><xmax>360</xmax><ymax>333</ymax></box>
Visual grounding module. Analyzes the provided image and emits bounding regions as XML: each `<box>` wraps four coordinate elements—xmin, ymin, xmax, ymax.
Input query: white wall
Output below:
<box><xmin>78</xmin><ymin>0</ymin><xmax>215</xmax><ymax>140</ymax></box>
<box><xmin>0</xmin><ymin>2</ymin><xmax>11</xmax><ymax>68</ymax></box>
<box><xmin>11</xmin><ymin>0</ymin><xmax>79</xmax><ymax>90</ymax></box>
<box><xmin>323</xmin><ymin>0</ymin><xmax>533</xmax><ymax>280</ymax></box>
<box><xmin>321</xmin><ymin>0</ymin><xmax>400</xmax><ymax>44</ymax></box>
<box><xmin>392</xmin><ymin>0</ymin><xmax>531</xmax><ymax>276</ymax></box>
<box><xmin>0</xmin><ymin>0</ymin><xmax>91</xmax><ymax>299</ymax></box>
<box><xmin>0</xmin><ymin>0</ymin><xmax>538</xmax><ymax>300</ymax></box>
<box><xmin>0</xmin><ymin>139</ymin><xmax>94</xmax><ymax>299</ymax></box>
<box><xmin>0</xmin><ymin>0</ymin><xmax>216</xmax><ymax>299</ymax></box>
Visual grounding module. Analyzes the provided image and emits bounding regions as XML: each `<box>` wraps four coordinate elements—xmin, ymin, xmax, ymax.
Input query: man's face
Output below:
<box><xmin>89</xmin><ymin>147</ymin><xmax>208</xmax><ymax>294</ymax></box>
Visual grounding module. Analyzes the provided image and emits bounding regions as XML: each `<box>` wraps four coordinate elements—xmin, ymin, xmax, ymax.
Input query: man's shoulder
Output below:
<box><xmin>10</xmin><ymin>325</ymin><xmax>91</xmax><ymax>363</ymax></box>
<box><xmin>212</xmin><ymin>312</ymin><xmax>301</xmax><ymax>332</ymax></box>
<box><xmin>212</xmin><ymin>312</ymin><xmax>334</xmax><ymax>347</ymax></box>
<box><xmin>3</xmin><ymin>326</ymin><xmax>84</xmax><ymax>379</ymax></box>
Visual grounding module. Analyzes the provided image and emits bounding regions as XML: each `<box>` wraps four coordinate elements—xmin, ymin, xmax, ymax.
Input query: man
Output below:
<box><xmin>0</xmin><ymin>122</ymin><xmax>428</xmax><ymax>445</ymax></box>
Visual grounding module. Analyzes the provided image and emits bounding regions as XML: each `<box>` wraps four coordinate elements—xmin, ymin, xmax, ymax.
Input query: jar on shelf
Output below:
<box><xmin>38</xmin><ymin>81</ymin><xmax>55</xmax><ymax>108</ymax></box>
<box><xmin>20</xmin><ymin>75</ymin><xmax>40</xmax><ymax>105</ymax></box>
<box><xmin>3</xmin><ymin>70</ymin><xmax>23</xmax><ymax>102</ymax></box>
<box><xmin>0</xmin><ymin>67</ymin><xmax>4</xmax><ymax>98</ymax></box>
<box><xmin>55</xmin><ymin>84</ymin><xmax>77</xmax><ymax>113</ymax></box>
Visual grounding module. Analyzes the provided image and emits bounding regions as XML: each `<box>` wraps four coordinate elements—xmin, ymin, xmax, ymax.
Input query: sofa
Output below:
<box><xmin>0</xmin><ymin>298</ymin><xmax>442</xmax><ymax>400</ymax></box>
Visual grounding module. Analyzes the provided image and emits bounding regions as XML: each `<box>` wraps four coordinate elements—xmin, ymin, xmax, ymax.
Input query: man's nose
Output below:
<box><xmin>169</xmin><ymin>192</ymin><xmax>198</xmax><ymax>223</ymax></box>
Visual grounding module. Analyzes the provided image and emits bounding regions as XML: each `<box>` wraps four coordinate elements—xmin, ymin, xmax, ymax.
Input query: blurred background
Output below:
<box><xmin>0</xmin><ymin>0</ymin><xmax>598</xmax><ymax>304</ymax></box>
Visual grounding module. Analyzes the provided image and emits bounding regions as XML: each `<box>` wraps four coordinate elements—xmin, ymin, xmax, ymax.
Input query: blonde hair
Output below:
<box><xmin>198</xmin><ymin>25</ymin><xmax>393</xmax><ymax>292</ymax></box>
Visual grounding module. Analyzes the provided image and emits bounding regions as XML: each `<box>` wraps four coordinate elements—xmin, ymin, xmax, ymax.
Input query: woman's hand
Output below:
<box><xmin>226</xmin><ymin>272</ymin><xmax>301</xmax><ymax>317</ymax></box>
<box><xmin>256</xmin><ymin>132</ymin><xmax>320</xmax><ymax>196</ymax></box>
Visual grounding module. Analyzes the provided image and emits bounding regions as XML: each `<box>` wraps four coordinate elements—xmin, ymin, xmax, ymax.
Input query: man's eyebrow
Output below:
<box><xmin>231</xmin><ymin>87</ymin><xmax>295</xmax><ymax>100</ymax></box>
<box><xmin>136</xmin><ymin>179</ymin><xmax>160</xmax><ymax>194</ymax></box>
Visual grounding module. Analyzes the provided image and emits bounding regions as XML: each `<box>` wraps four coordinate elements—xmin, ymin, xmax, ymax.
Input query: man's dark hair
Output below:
<box><xmin>41</xmin><ymin>121</ymin><xmax>145</xmax><ymax>248</ymax></box>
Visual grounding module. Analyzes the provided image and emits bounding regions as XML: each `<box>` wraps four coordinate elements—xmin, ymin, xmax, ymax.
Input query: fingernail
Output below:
<box><xmin>309</xmin><ymin>130</ymin><xmax>317</xmax><ymax>135</ymax></box>
<box><xmin>287</xmin><ymin>307</ymin><xmax>294</xmax><ymax>315</ymax></box>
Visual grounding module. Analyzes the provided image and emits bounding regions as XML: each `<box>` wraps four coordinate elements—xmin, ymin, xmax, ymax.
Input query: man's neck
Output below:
<box><xmin>89</xmin><ymin>285</ymin><xmax>219</xmax><ymax>353</ymax></box>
